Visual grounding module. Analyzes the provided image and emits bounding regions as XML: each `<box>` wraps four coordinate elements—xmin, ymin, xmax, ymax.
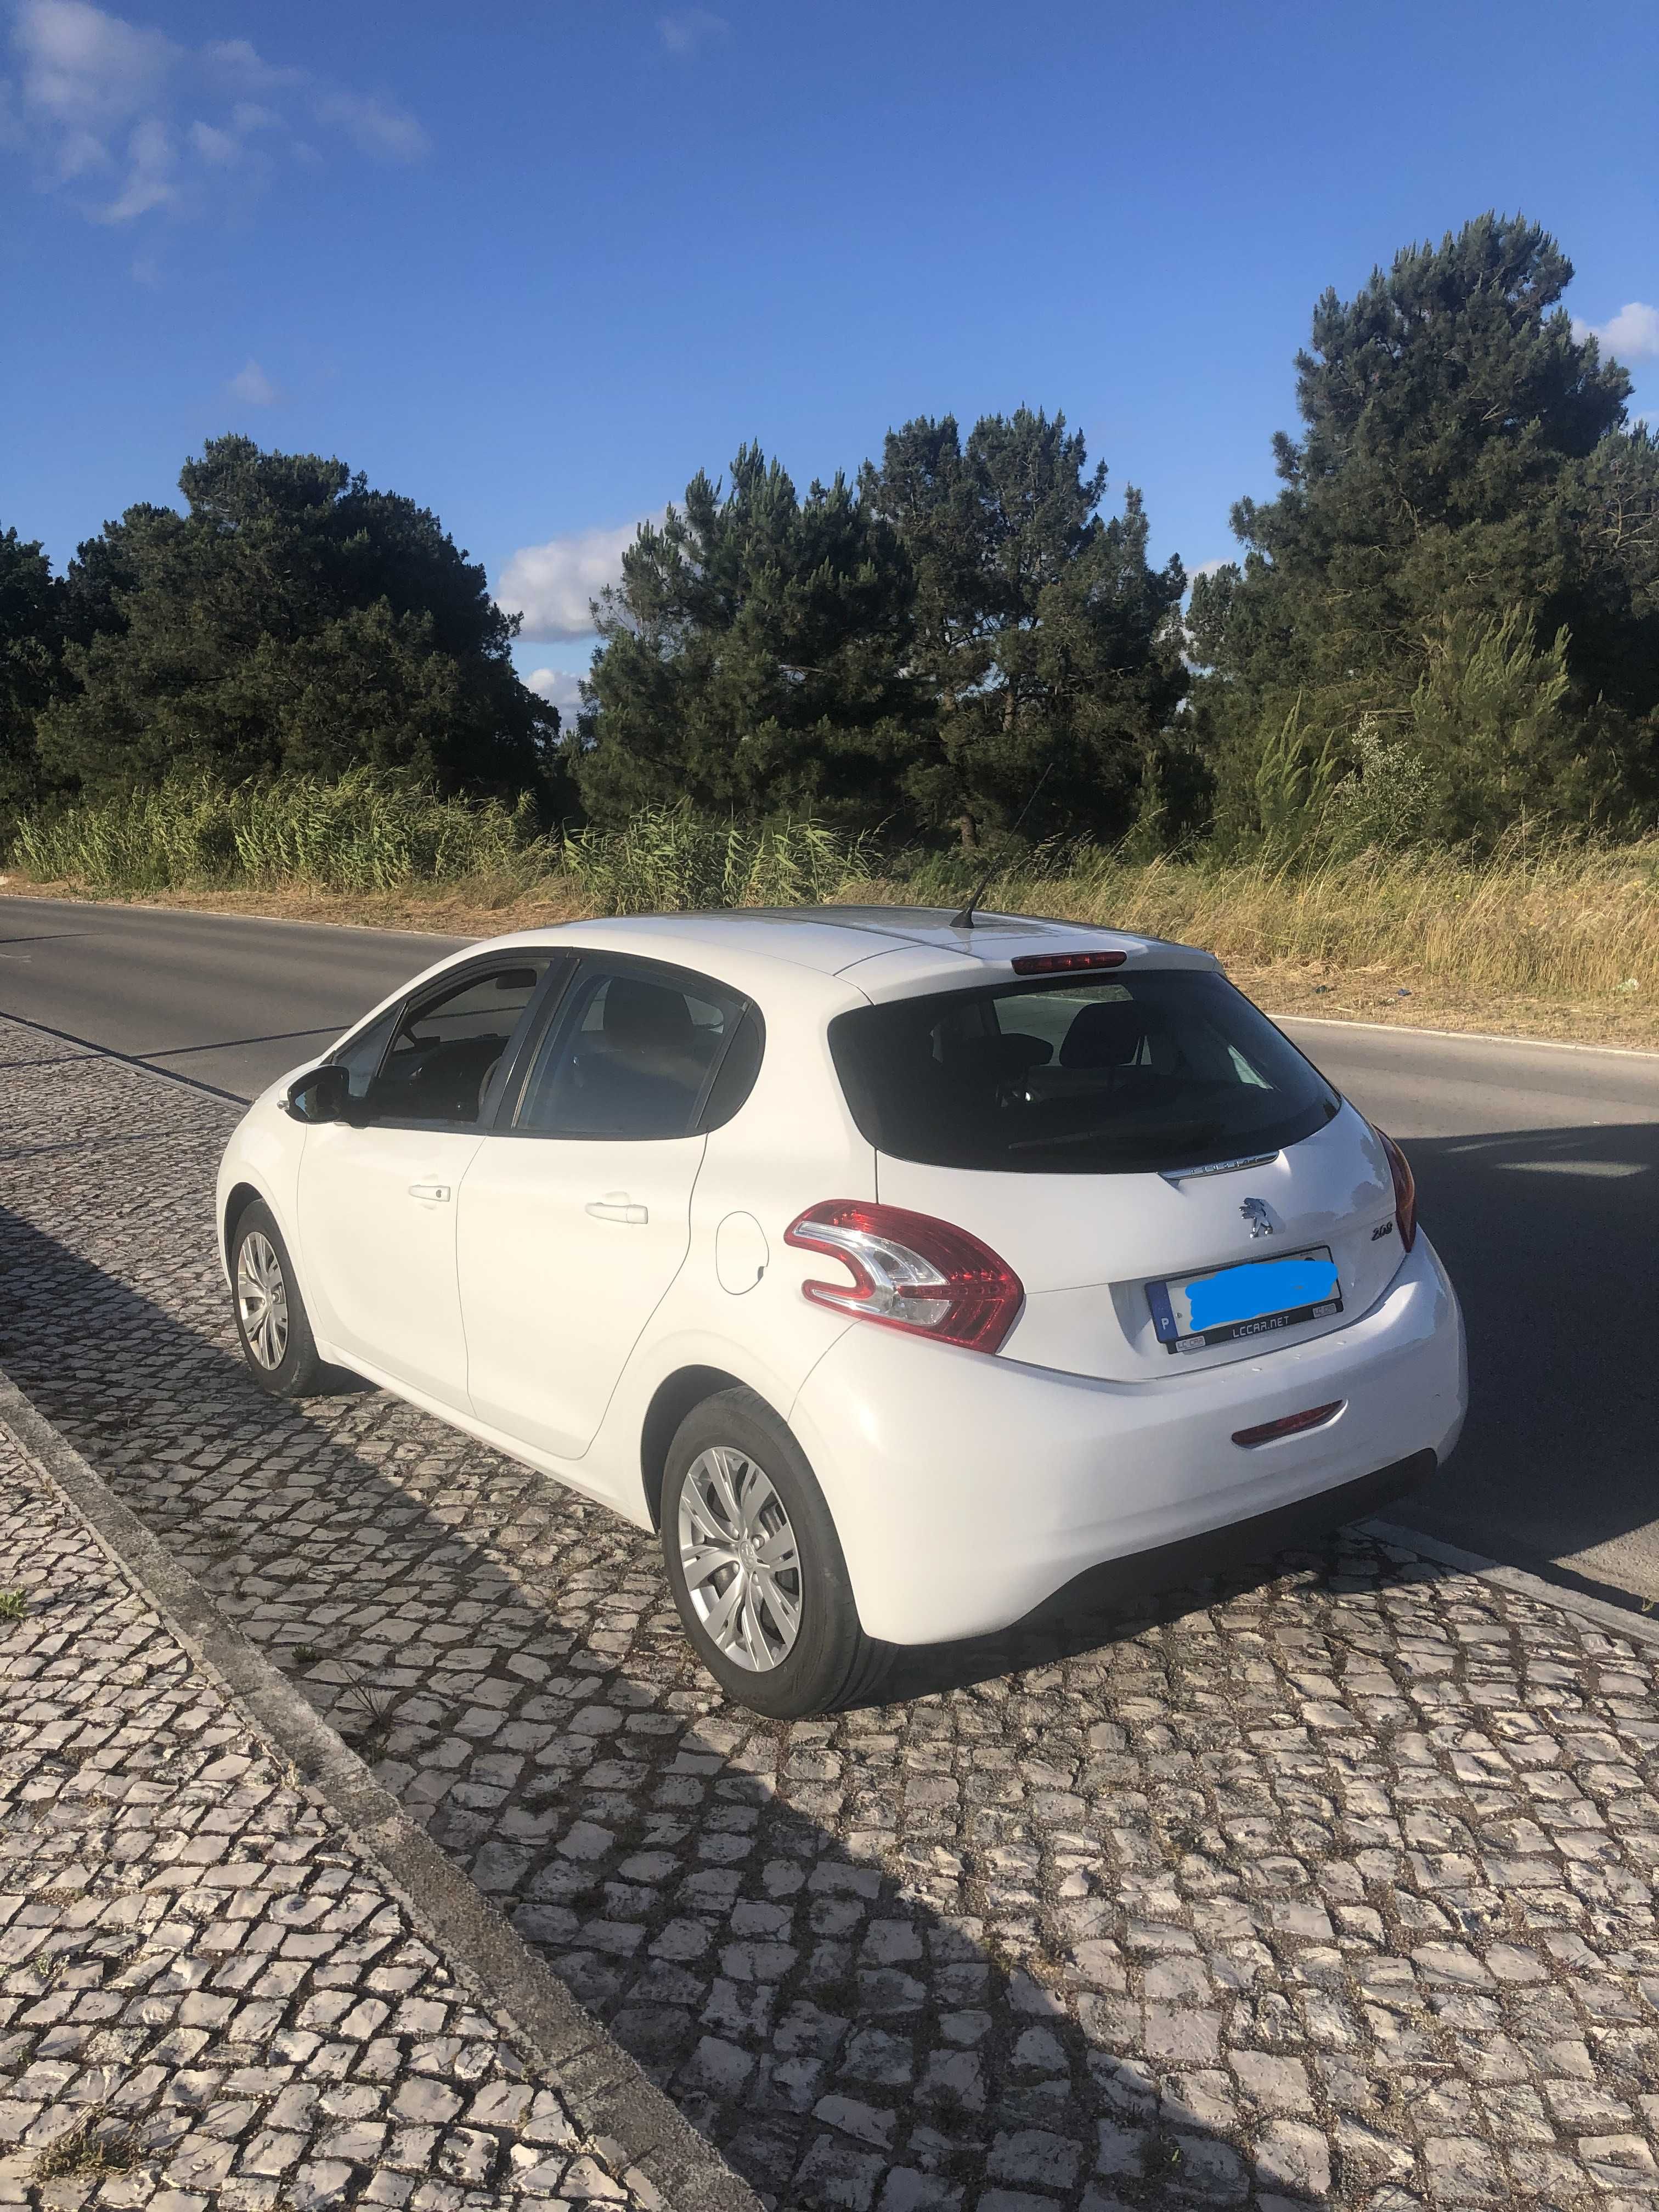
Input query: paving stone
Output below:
<box><xmin>0</xmin><ymin>1421</ymin><xmax>648</xmax><ymax>2211</ymax></box>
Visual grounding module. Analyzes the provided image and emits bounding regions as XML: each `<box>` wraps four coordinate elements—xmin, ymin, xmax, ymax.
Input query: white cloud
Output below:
<box><xmin>1573</xmin><ymin>301</ymin><xmax>1659</xmax><ymax>363</ymax></box>
<box><xmin>17</xmin><ymin>0</ymin><xmax>174</xmax><ymax>140</ymax></box>
<box><xmin>496</xmin><ymin>517</ymin><xmax>656</xmax><ymax>642</ymax></box>
<box><xmin>311</xmin><ymin>88</ymin><xmax>428</xmax><ymax>163</ymax></box>
<box><xmin>5</xmin><ymin>0</ymin><xmax>430</xmax><ymax>223</ymax></box>
<box><xmin>659</xmin><ymin>9</ymin><xmax>729</xmax><ymax>54</ymax></box>
<box><xmin>188</xmin><ymin>117</ymin><xmax>239</xmax><ymax>165</ymax></box>
<box><xmin>100</xmin><ymin>109</ymin><xmax>172</xmax><ymax>216</ymax></box>
<box><xmin>227</xmin><ymin>357</ymin><xmax>279</xmax><ymax>406</ymax></box>
<box><xmin>202</xmin><ymin>38</ymin><xmax>304</xmax><ymax>96</ymax></box>
<box><xmin>1189</xmin><ymin>557</ymin><xmax>1231</xmax><ymax>581</ymax></box>
<box><xmin>524</xmin><ymin>667</ymin><xmax>587</xmax><ymax>713</ymax></box>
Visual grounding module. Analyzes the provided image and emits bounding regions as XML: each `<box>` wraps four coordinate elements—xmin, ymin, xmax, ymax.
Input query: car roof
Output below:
<box><xmin>485</xmin><ymin>904</ymin><xmax>1210</xmax><ymax>987</ymax></box>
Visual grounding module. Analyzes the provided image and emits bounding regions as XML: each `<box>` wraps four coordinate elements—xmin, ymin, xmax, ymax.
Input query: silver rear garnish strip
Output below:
<box><xmin>1160</xmin><ymin>1151</ymin><xmax>1281</xmax><ymax>1186</ymax></box>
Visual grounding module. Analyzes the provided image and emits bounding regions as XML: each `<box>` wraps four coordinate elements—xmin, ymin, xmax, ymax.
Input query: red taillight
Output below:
<box><xmin>1009</xmin><ymin>950</ymin><xmax>1128</xmax><ymax>975</ymax></box>
<box><xmin>1376</xmin><ymin>1128</ymin><xmax>1417</xmax><ymax>1252</ymax></box>
<box><xmin>783</xmin><ymin>1201</ymin><xmax>1024</xmax><ymax>1355</ymax></box>
<box><xmin>1232</xmin><ymin>1401</ymin><xmax>1345</xmax><ymax>1448</ymax></box>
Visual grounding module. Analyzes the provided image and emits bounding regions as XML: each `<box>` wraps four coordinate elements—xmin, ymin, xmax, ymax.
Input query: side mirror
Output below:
<box><xmin>284</xmin><ymin>1064</ymin><xmax>351</xmax><ymax>1124</ymax></box>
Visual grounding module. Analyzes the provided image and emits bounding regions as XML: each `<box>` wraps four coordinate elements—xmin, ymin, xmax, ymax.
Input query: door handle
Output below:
<box><xmin>408</xmin><ymin>1182</ymin><xmax>452</xmax><ymax>1203</ymax></box>
<box><xmin>586</xmin><ymin>1195</ymin><xmax>648</xmax><ymax>1224</ymax></box>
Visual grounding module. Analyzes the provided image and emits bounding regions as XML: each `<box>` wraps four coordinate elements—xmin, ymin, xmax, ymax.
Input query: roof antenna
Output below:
<box><xmin>949</xmin><ymin>764</ymin><xmax>1053</xmax><ymax>929</ymax></box>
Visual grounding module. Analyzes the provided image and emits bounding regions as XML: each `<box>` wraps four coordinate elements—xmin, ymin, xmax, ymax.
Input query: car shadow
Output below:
<box><xmin>3</xmin><ymin>1193</ymin><xmax>1443</xmax><ymax>2211</ymax></box>
<box><xmin>1396</xmin><ymin>1118</ymin><xmax>1659</xmax><ymax>1589</ymax></box>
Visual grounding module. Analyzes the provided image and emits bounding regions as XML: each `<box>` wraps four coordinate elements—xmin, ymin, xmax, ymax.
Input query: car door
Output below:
<box><xmin>296</xmin><ymin>954</ymin><xmax>558</xmax><ymax>1409</ymax></box>
<box><xmin>456</xmin><ymin>955</ymin><xmax>751</xmax><ymax>1461</ymax></box>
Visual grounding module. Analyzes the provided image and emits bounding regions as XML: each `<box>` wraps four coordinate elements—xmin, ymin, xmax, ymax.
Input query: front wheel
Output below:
<box><xmin>230</xmin><ymin>1200</ymin><xmax>325</xmax><ymax>1397</ymax></box>
<box><xmin>660</xmin><ymin>1387</ymin><xmax>884</xmax><ymax>1718</ymax></box>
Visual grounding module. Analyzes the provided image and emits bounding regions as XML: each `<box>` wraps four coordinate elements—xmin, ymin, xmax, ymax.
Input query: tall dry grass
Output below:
<box><xmin>11</xmin><ymin>768</ymin><xmax>550</xmax><ymax>895</ymax></box>
<box><xmin>907</xmin><ymin>839</ymin><xmax>1659</xmax><ymax>1005</ymax></box>
<box><xmin>10</xmin><ymin>773</ymin><xmax>1659</xmax><ymax>1008</ymax></box>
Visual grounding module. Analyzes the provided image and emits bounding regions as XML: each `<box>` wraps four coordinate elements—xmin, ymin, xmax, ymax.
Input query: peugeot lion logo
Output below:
<box><xmin>1240</xmin><ymin>1197</ymin><xmax>1274</xmax><ymax>1238</ymax></box>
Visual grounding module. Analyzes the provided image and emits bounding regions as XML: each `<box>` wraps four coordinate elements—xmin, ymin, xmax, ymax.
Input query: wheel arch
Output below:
<box><xmin>222</xmin><ymin>1180</ymin><xmax>266</xmax><ymax>1270</ymax></box>
<box><xmin>639</xmin><ymin>1364</ymin><xmax>752</xmax><ymax>1530</ymax></box>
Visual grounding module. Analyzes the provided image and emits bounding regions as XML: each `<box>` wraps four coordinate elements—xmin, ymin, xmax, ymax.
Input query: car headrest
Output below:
<box><xmin>601</xmin><ymin>978</ymin><xmax>696</xmax><ymax>1057</ymax></box>
<box><xmin>941</xmin><ymin>1031</ymin><xmax>1054</xmax><ymax>1079</ymax></box>
<box><xmin>1059</xmin><ymin>1000</ymin><xmax>1146</xmax><ymax>1068</ymax></box>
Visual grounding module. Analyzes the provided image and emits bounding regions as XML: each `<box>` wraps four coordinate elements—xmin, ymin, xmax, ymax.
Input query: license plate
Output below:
<box><xmin>1146</xmin><ymin>1245</ymin><xmax>1342</xmax><ymax>1355</ymax></box>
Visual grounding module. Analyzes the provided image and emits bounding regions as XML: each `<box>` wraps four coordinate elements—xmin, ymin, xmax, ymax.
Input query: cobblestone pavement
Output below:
<box><xmin>0</xmin><ymin>1429</ymin><xmax>649</xmax><ymax>2211</ymax></box>
<box><xmin>4</xmin><ymin>1013</ymin><xmax>1659</xmax><ymax>2212</ymax></box>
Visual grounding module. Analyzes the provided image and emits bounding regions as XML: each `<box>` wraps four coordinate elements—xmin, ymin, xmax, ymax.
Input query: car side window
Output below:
<box><xmin>330</xmin><ymin>1005</ymin><xmax>400</xmax><ymax>1101</ymax></box>
<box><xmin>515</xmin><ymin>962</ymin><xmax>745</xmax><ymax>1139</ymax></box>
<box><xmin>360</xmin><ymin>961</ymin><xmax>550</xmax><ymax>1127</ymax></box>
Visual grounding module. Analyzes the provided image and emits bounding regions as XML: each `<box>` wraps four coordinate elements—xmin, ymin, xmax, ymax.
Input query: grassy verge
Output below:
<box><xmin>8</xmin><ymin>779</ymin><xmax>1659</xmax><ymax>1049</ymax></box>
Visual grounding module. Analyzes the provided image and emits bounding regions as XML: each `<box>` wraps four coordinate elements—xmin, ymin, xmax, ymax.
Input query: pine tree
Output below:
<box><xmin>0</xmin><ymin>528</ymin><xmax>67</xmax><ymax>830</ymax></box>
<box><xmin>40</xmin><ymin>437</ymin><xmax>565</xmax><ymax>808</ymax></box>
<box><xmin>860</xmin><ymin>409</ymin><xmax>1188</xmax><ymax>844</ymax></box>
<box><xmin>575</xmin><ymin>445</ymin><xmax>925</xmax><ymax>826</ymax></box>
<box><xmin>1191</xmin><ymin>213</ymin><xmax>1659</xmax><ymax>840</ymax></box>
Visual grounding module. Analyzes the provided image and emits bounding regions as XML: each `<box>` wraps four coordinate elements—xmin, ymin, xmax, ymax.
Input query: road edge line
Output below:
<box><xmin>0</xmin><ymin>883</ymin><xmax>477</xmax><ymax>947</ymax></box>
<box><xmin>1364</xmin><ymin>1515</ymin><xmax>1659</xmax><ymax>1650</ymax></box>
<box><xmin>1277</xmin><ymin>1012</ymin><xmax>1659</xmax><ymax>1062</ymax></box>
<box><xmin>0</xmin><ymin>1367</ymin><xmax>762</xmax><ymax>2212</ymax></box>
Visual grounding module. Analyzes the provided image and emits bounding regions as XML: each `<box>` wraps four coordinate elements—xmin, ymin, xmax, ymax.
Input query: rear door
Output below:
<box><xmin>834</xmin><ymin>969</ymin><xmax>1402</xmax><ymax>1383</ymax></box>
<box><xmin>455</xmin><ymin>955</ymin><xmax>748</xmax><ymax>1460</ymax></box>
<box><xmin>296</xmin><ymin>955</ymin><xmax>556</xmax><ymax>1407</ymax></box>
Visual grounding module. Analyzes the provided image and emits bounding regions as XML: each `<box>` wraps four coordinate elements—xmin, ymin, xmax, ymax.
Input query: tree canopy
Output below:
<box><xmin>858</xmin><ymin>408</ymin><xmax>1188</xmax><ymax>844</ymax></box>
<box><xmin>572</xmin><ymin>444</ymin><xmax>925</xmax><ymax>827</ymax></box>
<box><xmin>1189</xmin><ymin>213</ymin><xmax>1659</xmax><ymax>842</ymax></box>
<box><xmin>37</xmin><ymin>437</ymin><xmax>564</xmax><ymax>808</ymax></box>
<box><xmin>5</xmin><ymin>218</ymin><xmax>1659</xmax><ymax>865</ymax></box>
<box><xmin>0</xmin><ymin>528</ymin><xmax>65</xmax><ymax>825</ymax></box>
<box><xmin>575</xmin><ymin>413</ymin><xmax>1188</xmax><ymax>844</ymax></box>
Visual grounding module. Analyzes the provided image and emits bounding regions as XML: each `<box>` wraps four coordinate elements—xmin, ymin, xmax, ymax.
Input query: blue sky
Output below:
<box><xmin>3</xmin><ymin>0</ymin><xmax>1656</xmax><ymax>712</ymax></box>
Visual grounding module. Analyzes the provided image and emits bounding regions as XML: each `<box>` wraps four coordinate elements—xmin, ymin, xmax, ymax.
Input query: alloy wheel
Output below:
<box><xmin>236</xmin><ymin>1231</ymin><xmax>290</xmax><ymax>1370</ymax></box>
<box><xmin>677</xmin><ymin>1446</ymin><xmax>803</xmax><ymax>1672</ymax></box>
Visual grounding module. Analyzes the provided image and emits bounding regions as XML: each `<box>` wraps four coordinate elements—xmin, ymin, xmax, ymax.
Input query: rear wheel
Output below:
<box><xmin>231</xmin><ymin>1201</ymin><xmax>325</xmax><ymax>1398</ymax></box>
<box><xmin>660</xmin><ymin>1387</ymin><xmax>883</xmax><ymax>1718</ymax></box>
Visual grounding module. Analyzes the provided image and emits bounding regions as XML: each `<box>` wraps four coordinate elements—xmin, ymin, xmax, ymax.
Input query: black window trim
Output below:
<box><xmin>496</xmin><ymin>949</ymin><xmax>761</xmax><ymax>1144</ymax></box>
<box><xmin>327</xmin><ymin>950</ymin><xmax>577</xmax><ymax>1136</ymax></box>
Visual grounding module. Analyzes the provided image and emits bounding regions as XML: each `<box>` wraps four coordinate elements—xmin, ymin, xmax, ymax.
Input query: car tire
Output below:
<box><xmin>661</xmin><ymin>1386</ymin><xmax>885</xmax><ymax>1718</ymax></box>
<box><xmin>230</xmin><ymin>1200</ymin><xmax>326</xmax><ymax>1398</ymax></box>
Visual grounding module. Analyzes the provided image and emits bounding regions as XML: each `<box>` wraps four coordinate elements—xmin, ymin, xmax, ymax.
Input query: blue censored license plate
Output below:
<box><xmin>1147</xmin><ymin>1245</ymin><xmax>1342</xmax><ymax>1356</ymax></box>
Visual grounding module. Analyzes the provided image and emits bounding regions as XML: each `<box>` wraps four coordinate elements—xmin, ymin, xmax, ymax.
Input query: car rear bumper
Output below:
<box><xmin>788</xmin><ymin>1232</ymin><xmax>1466</xmax><ymax>1644</ymax></box>
<box><xmin>1018</xmin><ymin>1446</ymin><xmax>1434</xmax><ymax>1626</ymax></box>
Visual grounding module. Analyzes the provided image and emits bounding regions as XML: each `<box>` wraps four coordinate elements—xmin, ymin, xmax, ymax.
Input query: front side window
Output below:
<box><xmin>360</xmin><ymin>961</ymin><xmax>549</xmax><ymax>1126</ymax></box>
<box><xmin>516</xmin><ymin>963</ymin><xmax>746</xmax><ymax>1139</ymax></box>
<box><xmin>330</xmin><ymin>1006</ymin><xmax>399</xmax><ymax>1101</ymax></box>
<box><xmin>830</xmin><ymin>970</ymin><xmax>1339</xmax><ymax>1175</ymax></box>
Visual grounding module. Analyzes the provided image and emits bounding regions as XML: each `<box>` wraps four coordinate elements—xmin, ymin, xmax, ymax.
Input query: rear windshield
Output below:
<box><xmin>829</xmin><ymin>970</ymin><xmax>1340</xmax><ymax>1176</ymax></box>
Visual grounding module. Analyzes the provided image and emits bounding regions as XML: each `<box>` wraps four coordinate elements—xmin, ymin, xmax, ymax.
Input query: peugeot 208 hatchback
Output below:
<box><xmin>217</xmin><ymin>906</ymin><xmax>1465</xmax><ymax>1717</ymax></box>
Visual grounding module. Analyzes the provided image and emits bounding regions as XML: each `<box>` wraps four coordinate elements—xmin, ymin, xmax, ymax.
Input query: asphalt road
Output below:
<box><xmin>5</xmin><ymin>891</ymin><xmax>1658</xmax><ymax>1604</ymax></box>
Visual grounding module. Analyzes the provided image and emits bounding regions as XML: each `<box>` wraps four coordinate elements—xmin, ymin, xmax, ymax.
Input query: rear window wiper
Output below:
<box><xmin>1006</xmin><ymin>1118</ymin><xmax>1225</xmax><ymax>1156</ymax></box>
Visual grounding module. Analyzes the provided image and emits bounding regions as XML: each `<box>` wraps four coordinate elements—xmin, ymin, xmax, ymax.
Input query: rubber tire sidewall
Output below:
<box><xmin>661</xmin><ymin>1387</ymin><xmax>876</xmax><ymax>1719</ymax></box>
<box><xmin>231</xmin><ymin>1200</ymin><xmax>324</xmax><ymax>1398</ymax></box>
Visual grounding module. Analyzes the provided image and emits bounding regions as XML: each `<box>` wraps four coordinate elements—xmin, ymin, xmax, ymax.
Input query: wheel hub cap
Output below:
<box><xmin>236</xmin><ymin>1231</ymin><xmax>290</xmax><ymax>1370</ymax></box>
<box><xmin>677</xmin><ymin>1446</ymin><xmax>803</xmax><ymax>1672</ymax></box>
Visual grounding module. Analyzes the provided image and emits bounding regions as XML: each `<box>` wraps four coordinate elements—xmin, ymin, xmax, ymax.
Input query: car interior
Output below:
<box><xmin>362</xmin><ymin>963</ymin><xmax>546</xmax><ymax>1125</ymax></box>
<box><xmin>518</xmin><ymin>971</ymin><xmax>732</xmax><ymax>1138</ymax></box>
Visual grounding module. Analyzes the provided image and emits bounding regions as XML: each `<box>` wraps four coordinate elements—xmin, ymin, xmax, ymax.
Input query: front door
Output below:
<box><xmin>457</xmin><ymin>957</ymin><xmax>746</xmax><ymax>1460</ymax></box>
<box><xmin>297</xmin><ymin>956</ymin><xmax>555</xmax><ymax>1408</ymax></box>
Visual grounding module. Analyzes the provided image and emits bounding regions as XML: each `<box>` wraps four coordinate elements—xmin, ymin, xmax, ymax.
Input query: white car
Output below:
<box><xmin>216</xmin><ymin>906</ymin><xmax>1465</xmax><ymax>1717</ymax></box>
